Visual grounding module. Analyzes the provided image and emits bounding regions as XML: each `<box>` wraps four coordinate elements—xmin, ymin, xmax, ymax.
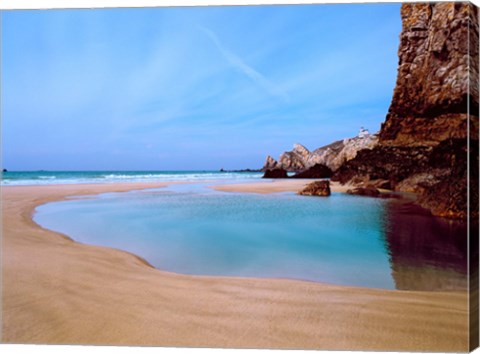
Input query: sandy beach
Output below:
<box><xmin>212</xmin><ymin>179</ymin><xmax>354</xmax><ymax>194</ymax></box>
<box><xmin>1</xmin><ymin>180</ymin><xmax>469</xmax><ymax>351</ymax></box>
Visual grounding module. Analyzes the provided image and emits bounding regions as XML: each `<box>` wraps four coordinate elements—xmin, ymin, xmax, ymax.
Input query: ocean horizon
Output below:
<box><xmin>1</xmin><ymin>170</ymin><xmax>264</xmax><ymax>186</ymax></box>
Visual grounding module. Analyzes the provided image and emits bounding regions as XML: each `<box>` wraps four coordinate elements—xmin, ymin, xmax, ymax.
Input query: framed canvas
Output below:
<box><xmin>1</xmin><ymin>0</ymin><xmax>478</xmax><ymax>353</ymax></box>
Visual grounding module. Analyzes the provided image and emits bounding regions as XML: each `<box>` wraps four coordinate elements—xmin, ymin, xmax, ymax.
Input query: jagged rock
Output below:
<box><xmin>291</xmin><ymin>164</ymin><xmax>332</xmax><ymax>179</ymax></box>
<box><xmin>298</xmin><ymin>181</ymin><xmax>331</xmax><ymax>197</ymax></box>
<box><xmin>278</xmin><ymin>152</ymin><xmax>305</xmax><ymax>172</ymax></box>
<box><xmin>380</xmin><ymin>2</ymin><xmax>479</xmax><ymax>146</ymax></box>
<box><xmin>334</xmin><ymin>3</ymin><xmax>479</xmax><ymax>219</ymax></box>
<box><xmin>292</xmin><ymin>143</ymin><xmax>310</xmax><ymax>159</ymax></box>
<box><xmin>263</xmin><ymin>130</ymin><xmax>378</xmax><ymax>172</ymax></box>
<box><xmin>261</xmin><ymin>4</ymin><xmax>478</xmax><ymax>218</ymax></box>
<box><xmin>262</xmin><ymin>155</ymin><xmax>279</xmax><ymax>171</ymax></box>
<box><xmin>262</xmin><ymin>168</ymin><xmax>288</xmax><ymax>179</ymax></box>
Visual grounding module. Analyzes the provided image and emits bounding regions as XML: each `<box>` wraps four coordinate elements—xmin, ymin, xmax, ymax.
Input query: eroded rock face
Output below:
<box><xmin>264</xmin><ymin>132</ymin><xmax>378</xmax><ymax>172</ymax></box>
<box><xmin>298</xmin><ymin>180</ymin><xmax>331</xmax><ymax>196</ymax></box>
<box><xmin>278</xmin><ymin>150</ymin><xmax>307</xmax><ymax>172</ymax></box>
<box><xmin>380</xmin><ymin>2</ymin><xmax>479</xmax><ymax>146</ymax></box>
<box><xmin>263</xmin><ymin>155</ymin><xmax>279</xmax><ymax>171</ymax></box>
<box><xmin>261</xmin><ymin>3</ymin><xmax>478</xmax><ymax>218</ymax></box>
<box><xmin>333</xmin><ymin>3</ymin><xmax>479</xmax><ymax>219</ymax></box>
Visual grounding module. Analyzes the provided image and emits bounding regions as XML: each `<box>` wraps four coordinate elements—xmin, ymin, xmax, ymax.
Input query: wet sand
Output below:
<box><xmin>212</xmin><ymin>179</ymin><xmax>353</xmax><ymax>194</ymax></box>
<box><xmin>1</xmin><ymin>182</ymin><xmax>469</xmax><ymax>351</ymax></box>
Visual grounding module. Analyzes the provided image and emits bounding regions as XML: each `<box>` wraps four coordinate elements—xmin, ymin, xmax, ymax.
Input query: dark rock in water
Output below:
<box><xmin>298</xmin><ymin>181</ymin><xmax>331</xmax><ymax>197</ymax></box>
<box><xmin>2</xmin><ymin>169</ymin><xmax>7</xmax><ymax>172</ymax></box>
<box><xmin>291</xmin><ymin>164</ymin><xmax>333</xmax><ymax>179</ymax></box>
<box><xmin>346</xmin><ymin>186</ymin><xmax>380</xmax><ymax>197</ymax></box>
<box><xmin>262</xmin><ymin>168</ymin><xmax>288</xmax><ymax>179</ymax></box>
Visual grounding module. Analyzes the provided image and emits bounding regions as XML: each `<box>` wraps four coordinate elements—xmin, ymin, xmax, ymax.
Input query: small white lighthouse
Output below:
<box><xmin>358</xmin><ymin>127</ymin><xmax>370</xmax><ymax>138</ymax></box>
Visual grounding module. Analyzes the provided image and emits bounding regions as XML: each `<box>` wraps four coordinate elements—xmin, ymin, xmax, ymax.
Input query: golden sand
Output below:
<box><xmin>212</xmin><ymin>179</ymin><xmax>353</xmax><ymax>194</ymax></box>
<box><xmin>1</xmin><ymin>182</ymin><xmax>469</xmax><ymax>351</ymax></box>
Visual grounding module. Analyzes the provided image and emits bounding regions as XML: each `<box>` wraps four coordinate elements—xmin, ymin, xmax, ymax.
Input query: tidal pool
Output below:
<box><xmin>34</xmin><ymin>183</ymin><xmax>468</xmax><ymax>290</ymax></box>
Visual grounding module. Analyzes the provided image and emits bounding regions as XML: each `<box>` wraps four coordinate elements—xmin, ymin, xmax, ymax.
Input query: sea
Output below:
<box><xmin>3</xmin><ymin>170</ymin><xmax>469</xmax><ymax>291</ymax></box>
<box><xmin>1</xmin><ymin>170</ymin><xmax>263</xmax><ymax>185</ymax></box>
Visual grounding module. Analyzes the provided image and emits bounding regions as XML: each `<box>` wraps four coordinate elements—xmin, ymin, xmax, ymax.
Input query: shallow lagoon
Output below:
<box><xmin>34</xmin><ymin>182</ymin><xmax>468</xmax><ymax>290</ymax></box>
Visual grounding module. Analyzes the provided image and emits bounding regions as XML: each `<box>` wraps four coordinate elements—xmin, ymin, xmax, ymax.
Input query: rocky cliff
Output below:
<box><xmin>263</xmin><ymin>130</ymin><xmax>378</xmax><ymax>172</ymax></box>
<box><xmin>261</xmin><ymin>2</ymin><xmax>478</xmax><ymax>218</ymax></box>
<box><xmin>334</xmin><ymin>2</ymin><xmax>479</xmax><ymax>219</ymax></box>
<box><xmin>380</xmin><ymin>2</ymin><xmax>478</xmax><ymax>146</ymax></box>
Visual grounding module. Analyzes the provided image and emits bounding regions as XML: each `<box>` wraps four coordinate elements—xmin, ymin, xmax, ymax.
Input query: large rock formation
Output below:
<box><xmin>334</xmin><ymin>2</ymin><xmax>479</xmax><ymax>219</ymax></box>
<box><xmin>380</xmin><ymin>2</ymin><xmax>479</xmax><ymax>146</ymax></box>
<box><xmin>261</xmin><ymin>3</ymin><xmax>478</xmax><ymax>218</ymax></box>
<box><xmin>263</xmin><ymin>129</ymin><xmax>378</xmax><ymax>172</ymax></box>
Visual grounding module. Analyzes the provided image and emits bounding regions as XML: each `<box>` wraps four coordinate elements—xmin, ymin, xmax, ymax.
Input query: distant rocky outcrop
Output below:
<box><xmin>298</xmin><ymin>181</ymin><xmax>331</xmax><ymax>196</ymax></box>
<box><xmin>333</xmin><ymin>3</ymin><xmax>479</xmax><ymax>219</ymax></box>
<box><xmin>220</xmin><ymin>168</ymin><xmax>262</xmax><ymax>173</ymax></box>
<box><xmin>263</xmin><ymin>129</ymin><xmax>378</xmax><ymax>173</ymax></box>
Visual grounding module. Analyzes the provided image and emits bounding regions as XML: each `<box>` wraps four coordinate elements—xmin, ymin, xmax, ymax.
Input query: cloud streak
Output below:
<box><xmin>3</xmin><ymin>5</ymin><xmax>401</xmax><ymax>170</ymax></box>
<box><xmin>200</xmin><ymin>26</ymin><xmax>289</xmax><ymax>103</ymax></box>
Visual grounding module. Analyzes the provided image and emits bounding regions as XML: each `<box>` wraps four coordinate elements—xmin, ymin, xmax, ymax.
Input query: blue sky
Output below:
<box><xmin>2</xmin><ymin>3</ymin><xmax>401</xmax><ymax>171</ymax></box>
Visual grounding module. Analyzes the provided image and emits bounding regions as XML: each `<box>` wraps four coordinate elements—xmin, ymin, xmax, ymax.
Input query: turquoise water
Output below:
<box><xmin>33</xmin><ymin>182</ymin><xmax>468</xmax><ymax>290</ymax></box>
<box><xmin>1</xmin><ymin>170</ymin><xmax>263</xmax><ymax>185</ymax></box>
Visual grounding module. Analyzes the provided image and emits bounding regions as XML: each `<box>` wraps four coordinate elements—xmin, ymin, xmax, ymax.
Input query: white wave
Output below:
<box><xmin>1</xmin><ymin>172</ymin><xmax>263</xmax><ymax>186</ymax></box>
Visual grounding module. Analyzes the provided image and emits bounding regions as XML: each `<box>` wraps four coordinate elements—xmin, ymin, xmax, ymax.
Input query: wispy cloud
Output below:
<box><xmin>200</xmin><ymin>26</ymin><xmax>289</xmax><ymax>103</ymax></box>
<box><xmin>3</xmin><ymin>5</ymin><xmax>401</xmax><ymax>170</ymax></box>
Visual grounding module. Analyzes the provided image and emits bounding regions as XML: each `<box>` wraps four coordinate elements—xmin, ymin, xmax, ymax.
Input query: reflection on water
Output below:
<box><xmin>34</xmin><ymin>185</ymin><xmax>470</xmax><ymax>291</ymax></box>
<box><xmin>382</xmin><ymin>201</ymin><xmax>468</xmax><ymax>291</ymax></box>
